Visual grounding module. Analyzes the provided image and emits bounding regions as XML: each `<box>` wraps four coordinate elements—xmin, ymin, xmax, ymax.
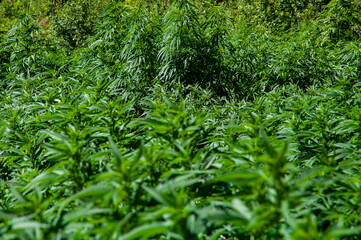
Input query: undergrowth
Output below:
<box><xmin>1</xmin><ymin>0</ymin><xmax>361</xmax><ymax>239</ymax></box>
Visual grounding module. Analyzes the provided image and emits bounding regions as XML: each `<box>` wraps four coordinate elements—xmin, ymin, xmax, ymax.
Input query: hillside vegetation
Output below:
<box><xmin>1</xmin><ymin>0</ymin><xmax>361</xmax><ymax>239</ymax></box>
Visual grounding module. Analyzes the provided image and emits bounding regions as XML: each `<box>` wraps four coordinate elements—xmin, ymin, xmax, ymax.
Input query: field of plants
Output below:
<box><xmin>1</xmin><ymin>0</ymin><xmax>361</xmax><ymax>239</ymax></box>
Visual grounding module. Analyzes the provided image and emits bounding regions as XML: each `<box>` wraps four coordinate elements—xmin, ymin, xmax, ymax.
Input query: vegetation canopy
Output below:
<box><xmin>1</xmin><ymin>0</ymin><xmax>361</xmax><ymax>239</ymax></box>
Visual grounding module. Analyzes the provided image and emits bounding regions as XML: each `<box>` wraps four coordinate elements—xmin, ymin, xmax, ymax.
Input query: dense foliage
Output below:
<box><xmin>1</xmin><ymin>0</ymin><xmax>361</xmax><ymax>239</ymax></box>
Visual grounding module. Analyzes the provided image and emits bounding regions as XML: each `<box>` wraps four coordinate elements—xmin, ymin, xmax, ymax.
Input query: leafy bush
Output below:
<box><xmin>318</xmin><ymin>0</ymin><xmax>361</xmax><ymax>42</ymax></box>
<box><xmin>158</xmin><ymin>1</ymin><xmax>235</xmax><ymax>96</ymax></box>
<box><xmin>236</xmin><ymin>0</ymin><xmax>330</xmax><ymax>30</ymax></box>
<box><xmin>0</xmin><ymin>0</ymin><xmax>50</xmax><ymax>33</ymax></box>
<box><xmin>51</xmin><ymin>0</ymin><xmax>111</xmax><ymax>50</ymax></box>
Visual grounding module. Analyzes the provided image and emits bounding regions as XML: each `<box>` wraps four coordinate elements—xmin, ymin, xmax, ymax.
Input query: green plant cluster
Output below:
<box><xmin>1</xmin><ymin>0</ymin><xmax>361</xmax><ymax>239</ymax></box>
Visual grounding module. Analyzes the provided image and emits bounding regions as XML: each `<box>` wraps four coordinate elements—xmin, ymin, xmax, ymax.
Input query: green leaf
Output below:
<box><xmin>143</xmin><ymin>185</ymin><xmax>174</xmax><ymax>207</ymax></box>
<box><xmin>119</xmin><ymin>222</ymin><xmax>172</xmax><ymax>240</ymax></box>
<box><xmin>109</xmin><ymin>136</ymin><xmax>122</xmax><ymax>167</ymax></box>
<box><xmin>232</xmin><ymin>199</ymin><xmax>252</xmax><ymax>221</ymax></box>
